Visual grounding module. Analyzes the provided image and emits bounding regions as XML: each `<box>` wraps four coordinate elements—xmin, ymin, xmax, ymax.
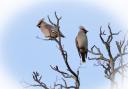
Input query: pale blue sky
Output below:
<box><xmin>3</xmin><ymin>1</ymin><xmax>125</xmax><ymax>89</ymax></box>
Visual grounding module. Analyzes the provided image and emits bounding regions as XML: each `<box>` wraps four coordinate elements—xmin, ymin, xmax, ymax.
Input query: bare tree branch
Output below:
<box><xmin>50</xmin><ymin>65</ymin><xmax>72</xmax><ymax>78</ymax></box>
<box><xmin>53</xmin><ymin>38</ymin><xmax>80</xmax><ymax>89</ymax></box>
<box><xmin>46</xmin><ymin>12</ymin><xmax>80</xmax><ymax>89</ymax></box>
<box><xmin>32</xmin><ymin>72</ymin><xmax>49</xmax><ymax>89</ymax></box>
<box><xmin>89</xmin><ymin>24</ymin><xmax>128</xmax><ymax>89</ymax></box>
<box><xmin>114</xmin><ymin>52</ymin><xmax>128</xmax><ymax>61</ymax></box>
<box><xmin>32</xmin><ymin>12</ymin><xmax>80</xmax><ymax>89</ymax></box>
<box><xmin>88</xmin><ymin>45</ymin><xmax>108</xmax><ymax>61</ymax></box>
<box><xmin>47</xmin><ymin>15</ymin><xmax>56</xmax><ymax>27</ymax></box>
<box><xmin>115</xmin><ymin>63</ymin><xmax>128</xmax><ymax>73</ymax></box>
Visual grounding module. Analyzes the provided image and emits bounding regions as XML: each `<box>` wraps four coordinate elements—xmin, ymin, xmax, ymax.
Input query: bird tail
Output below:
<box><xmin>60</xmin><ymin>33</ymin><xmax>65</xmax><ymax>38</ymax></box>
<box><xmin>59</xmin><ymin>31</ymin><xmax>65</xmax><ymax>38</ymax></box>
<box><xmin>85</xmin><ymin>50</ymin><xmax>88</xmax><ymax>58</ymax></box>
<box><xmin>81</xmin><ymin>52</ymin><xmax>86</xmax><ymax>63</ymax></box>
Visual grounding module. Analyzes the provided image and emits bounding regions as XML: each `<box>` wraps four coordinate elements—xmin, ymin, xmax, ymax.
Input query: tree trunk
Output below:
<box><xmin>120</xmin><ymin>54</ymin><xmax>124</xmax><ymax>87</ymax></box>
<box><xmin>110</xmin><ymin>59</ymin><xmax>115</xmax><ymax>89</ymax></box>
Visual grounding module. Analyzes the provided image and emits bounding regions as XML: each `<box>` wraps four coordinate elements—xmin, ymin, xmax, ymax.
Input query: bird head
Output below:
<box><xmin>37</xmin><ymin>18</ymin><xmax>45</xmax><ymax>28</ymax></box>
<box><xmin>79</xmin><ymin>26</ymin><xmax>88</xmax><ymax>33</ymax></box>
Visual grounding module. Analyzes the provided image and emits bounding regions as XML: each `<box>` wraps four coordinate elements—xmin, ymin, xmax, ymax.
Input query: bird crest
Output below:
<box><xmin>37</xmin><ymin>18</ymin><xmax>45</xmax><ymax>28</ymax></box>
<box><xmin>79</xmin><ymin>26</ymin><xmax>88</xmax><ymax>33</ymax></box>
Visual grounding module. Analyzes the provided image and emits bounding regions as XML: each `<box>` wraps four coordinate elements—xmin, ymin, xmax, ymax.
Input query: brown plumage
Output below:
<box><xmin>37</xmin><ymin>18</ymin><xmax>65</xmax><ymax>39</ymax></box>
<box><xmin>75</xmin><ymin>26</ymin><xmax>88</xmax><ymax>63</ymax></box>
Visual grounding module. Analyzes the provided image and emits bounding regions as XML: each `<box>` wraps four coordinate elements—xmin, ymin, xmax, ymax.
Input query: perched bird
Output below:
<box><xmin>75</xmin><ymin>26</ymin><xmax>88</xmax><ymax>63</ymax></box>
<box><xmin>37</xmin><ymin>18</ymin><xmax>65</xmax><ymax>39</ymax></box>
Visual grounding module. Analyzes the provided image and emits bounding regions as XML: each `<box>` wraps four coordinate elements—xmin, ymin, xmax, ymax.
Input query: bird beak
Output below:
<box><xmin>37</xmin><ymin>24</ymin><xmax>40</xmax><ymax>28</ymax></box>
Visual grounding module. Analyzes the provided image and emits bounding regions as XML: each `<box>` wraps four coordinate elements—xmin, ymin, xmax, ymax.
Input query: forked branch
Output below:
<box><xmin>32</xmin><ymin>72</ymin><xmax>49</xmax><ymax>89</ymax></box>
<box><xmin>31</xmin><ymin>12</ymin><xmax>80</xmax><ymax>89</ymax></box>
<box><xmin>89</xmin><ymin>24</ymin><xmax>128</xmax><ymax>89</ymax></box>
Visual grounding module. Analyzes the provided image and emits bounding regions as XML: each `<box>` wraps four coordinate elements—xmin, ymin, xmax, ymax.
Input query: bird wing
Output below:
<box><xmin>45</xmin><ymin>24</ymin><xmax>53</xmax><ymax>30</ymax></box>
<box><xmin>45</xmin><ymin>24</ymin><xmax>65</xmax><ymax>38</ymax></box>
<box><xmin>85</xmin><ymin>35</ymin><xmax>88</xmax><ymax>58</ymax></box>
<box><xmin>53</xmin><ymin>26</ymin><xmax>65</xmax><ymax>37</ymax></box>
<box><xmin>85</xmin><ymin>50</ymin><xmax>88</xmax><ymax>58</ymax></box>
<box><xmin>75</xmin><ymin>37</ymin><xmax>81</xmax><ymax>58</ymax></box>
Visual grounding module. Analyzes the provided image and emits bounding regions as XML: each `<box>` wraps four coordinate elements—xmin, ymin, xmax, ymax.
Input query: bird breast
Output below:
<box><xmin>40</xmin><ymin>27</ymin><xmax>51</xmax><ymax>37</ymax></box>
<box><xmin>77</xmin><ymin>32</ymin><xmax>88</xmax><ymax>48</ymax></box>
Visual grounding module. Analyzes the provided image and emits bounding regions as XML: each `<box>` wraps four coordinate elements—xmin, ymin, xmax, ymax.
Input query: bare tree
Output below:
<box><xmin>116</xmin><ymin>36</ymin><xmax>128</xmax><ymax>86</ymax></box>
<box><xmin>88</xmin><ymin>24</ymin><xmax>128</xmax><ymax>89</ymax></box>
<box><xmin>28</xmin><ymin>12</ymin><xmax>128</xmax><ymax>89</ymax></box>
<box><xmin>31</xmin><ymin>12</ymin><xmax>80</xmax><ymax>89</ymax></box>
